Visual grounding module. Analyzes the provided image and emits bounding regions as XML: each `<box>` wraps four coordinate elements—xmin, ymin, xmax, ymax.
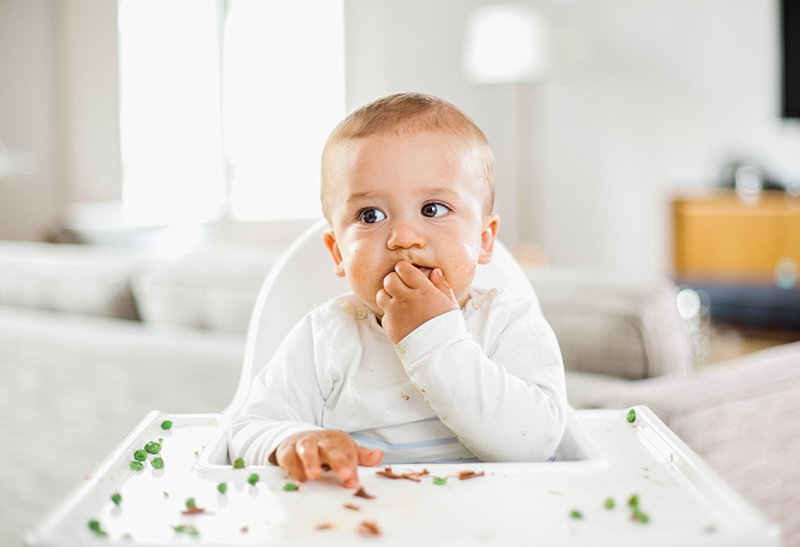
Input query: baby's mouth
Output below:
<box><xmin>413</xmin><ymin>265</ymin><xmax>433</xmax><ymax>277</ymax></box>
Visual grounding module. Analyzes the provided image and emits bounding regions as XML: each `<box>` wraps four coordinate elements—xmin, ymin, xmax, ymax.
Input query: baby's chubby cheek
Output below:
<box><xmin>442</xmin><ymin>245</ymin><xmax>478</xmax><ymax>277</ymax></box>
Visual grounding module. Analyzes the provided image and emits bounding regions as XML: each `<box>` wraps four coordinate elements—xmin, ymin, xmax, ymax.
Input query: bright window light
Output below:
<box><xmin>118</xmin><ymin>0</ymin><xmax>226</xmax><ymax>225</ymax></box>
<box><xmin>224</xmin><ymin>0</ymin><xmax>345</xmax><ymax>221</ymax></box>
<box><xmin>117</xmin><ymin>0</ymin><xmax>345</xmax><ymax>225</ymax></box>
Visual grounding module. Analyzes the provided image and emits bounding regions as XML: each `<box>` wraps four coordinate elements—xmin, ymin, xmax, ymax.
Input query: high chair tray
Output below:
<box><xmin>27</xmin><ymin>406</ymin><xmax>779</xmax><ymax>546</ymax></box>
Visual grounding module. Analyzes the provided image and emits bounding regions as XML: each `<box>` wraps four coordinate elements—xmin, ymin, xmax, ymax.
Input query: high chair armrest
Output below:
<box><xmin>566</xmin><ymin>340</ymin><xmax>800</xmax><ymax>547</ymax></box>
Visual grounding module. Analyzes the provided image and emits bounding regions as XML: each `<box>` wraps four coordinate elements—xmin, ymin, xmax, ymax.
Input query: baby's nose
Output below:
<box><xmin>386</xmin><ymin>221</ymin><xmax>424</xmax><ymax>249</ymax></box>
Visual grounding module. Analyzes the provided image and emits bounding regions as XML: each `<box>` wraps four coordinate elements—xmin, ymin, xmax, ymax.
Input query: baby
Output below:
<box><xmin>228</xmin><ymin>92</ymin><xmax>567</xmax><ymax>488</ymax></box>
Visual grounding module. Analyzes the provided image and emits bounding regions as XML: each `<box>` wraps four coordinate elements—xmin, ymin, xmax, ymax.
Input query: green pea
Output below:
<box><xmin>217</xmin><ymin>482</ymin><xmax>227</xmax><ymax>494</ymax></box>
<box><xmin>633</xmin><ymin>509</ymin><xmax>650</xmax><ymax>523</ymax></box>
<box><xmin>133</xmin><ymin>449</ymin><xmax>147</xmax><ymax>462</ymax></box>
<box><xmin>232</xmin><ymin>457</ymin><xmax>245</xmax><ymax>469</ymax></box>
<box><xmin>172</xmin><ymin>524</ymin><xmax>199</xmax><ymax>536</ymax></box>
<box><xmin>145</xmin><ymin>441</ymin><xmax>162</xmax><ymax>454</ymax></box>
<box><xmin>129</xmin><ymin>461</ymin><xmax>144</xmax><ymax>472</ymax></box>
<box><xmin>432</xmin><ymin>476</ymin><xmax>447</xmax><ymax>485</ymax></box>
<box><xmin>111</xmin><ymin>493</ymin><xmax>122</xmax><ymax>506</ymax></box>
<box><xmin>151</xmin><ymin>456</ymin><xmax>164</xmax><ymax>469</ymax></box>
<box><xmin>160</xmin><ymin>420</ymin><xmax>173</xmax><ymax>430</ymax></box>
<box><xmin>185</xmin><ymin>497</ymin><xmax>196</xmax><ymax>510</ymax></box>
<box><xmin>283</xmin><ymin>482</ymin><xmax>299</xmax><ymax>491</ymax></box>
<box><xmin>88</xmin><ymin>519</ymin><xmax>107</xmax><ymax>536</ymax></box>
<box><xmin>626</xmin><ymin>409</ymin><xmax>636</xmax><ymax>423</ymax></box>
<box><xmin>569</xmin><ymin>509</ymin><xmax>583</xmax><ymax>519</ymax></box>
<box><xmin>604</xmin><ymin>497</ymin><xmax>615</xmax><ymax>509</ymax></box>
<box><xmin>628</xmin><ymin>493</ymin><xmax>639</xmax><ymax>508</ymax></box>
<box><xmin>247</xmin><ymin>473</ymin><xmax>260</xmax><ymax>486</ymax></box>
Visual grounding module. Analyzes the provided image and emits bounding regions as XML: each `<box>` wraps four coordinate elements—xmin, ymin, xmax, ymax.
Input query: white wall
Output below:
<box><xmin>54</xmin><ymin>0</ymin><xmax>120</xmax><ymax>204</ymax></box>
<box><xmin>346</xmin><ymin>0</ymin><xmax>800</xmax><ymax>276</ymax></box>
<box><xmin>0</xmin><ymin>0</ymin><xmax>119</xmax><ymax>241</ymax></box>
<box><xmin>0</xmin><ymin>0</ymin><xmax>58</xmax><ymax>240</ymax></box>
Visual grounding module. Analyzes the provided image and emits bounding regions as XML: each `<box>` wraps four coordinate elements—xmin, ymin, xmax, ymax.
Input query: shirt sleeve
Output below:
<box><xmin>227</xmin><ymin>313</ymin><xmax>327</xmax><ymax>466</ymax></box>
<box><xmin>394</xmin><ymin>291</ymin><xmax>567</xmax><ymax>462</ymax></box>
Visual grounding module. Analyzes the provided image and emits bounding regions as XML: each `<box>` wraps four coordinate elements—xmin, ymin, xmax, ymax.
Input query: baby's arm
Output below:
<box><xmin>395</xmin><ymin>291</ymin><xmax>567</xmax><ymax>461</ymax></box>
<box><xmin>228</xmin><ymin>314</ymin><xmax>383</xmax><ymax>487</ymax></box>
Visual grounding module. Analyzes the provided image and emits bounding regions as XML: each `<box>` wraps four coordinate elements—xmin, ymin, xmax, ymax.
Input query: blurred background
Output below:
<box><xmin>2</xmin><ymin>0</ymin><xmax>799</xmax><ymax>275</ymax></box>
<box><xmin>2</xmin><ymin>0</ymin><xmax>800</xmax><ymax>544</ymax></box>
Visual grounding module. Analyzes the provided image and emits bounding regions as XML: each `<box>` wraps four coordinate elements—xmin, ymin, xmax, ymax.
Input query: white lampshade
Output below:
<box><xmin>463</xmin><ymin>4</ymin><xmax>548</xmax><ymax>85</ymax></box>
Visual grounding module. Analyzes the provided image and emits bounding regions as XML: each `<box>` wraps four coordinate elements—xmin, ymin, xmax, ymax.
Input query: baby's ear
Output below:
<box><xmin>477</xmin><ymin>214</ymin><xmax>500</xmax><ymax>265</ymax></box>
<box><xmin>322</xmin><ymin>230</ymin><xmax>346</xmax><ymax>277</ymax></box>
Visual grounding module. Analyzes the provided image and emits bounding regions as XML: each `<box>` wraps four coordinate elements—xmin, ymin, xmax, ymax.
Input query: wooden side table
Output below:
<box><xmin>672</xmin><ymin>190</ymin><xmax>800</xmax><ymax>285</ymax></box>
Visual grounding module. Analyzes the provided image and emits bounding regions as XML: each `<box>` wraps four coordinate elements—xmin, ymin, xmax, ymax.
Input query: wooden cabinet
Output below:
<box><xmin>672</xmin><ymin>191</ymin><xmax>800</xmax><ymax>284</ymax></box>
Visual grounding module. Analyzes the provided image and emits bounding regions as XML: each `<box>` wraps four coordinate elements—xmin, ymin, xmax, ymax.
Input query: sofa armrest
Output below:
<box><xmin>527</xmin><ymin>266</ymin><xmax>693</xmax><ymax>380</ymax></box>
<box><xmin>567</xmin><ymin>341</ymin><xmax>800</xmax><ymax>547</ymax></box>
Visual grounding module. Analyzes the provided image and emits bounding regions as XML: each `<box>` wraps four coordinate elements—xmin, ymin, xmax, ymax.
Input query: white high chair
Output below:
<box><xmin>224</xmin><ymin>217</ymin><xmax>541</xmax><ymax>418</ymax></box>
<box><xmin>28</xmin><ymin>219</ymin><xmax>780</xmax><ymax>547</ymax></box>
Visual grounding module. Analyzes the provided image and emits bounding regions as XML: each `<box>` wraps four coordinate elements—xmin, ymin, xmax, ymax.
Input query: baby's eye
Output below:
<box><xmin>358</xmin><ymin>208</ymin><xmax>386</xmax><ymax>224</ymax></box>
<box><xmin>421</xmin><ymin>202</ymin><xmax>450</xmax><ymax>218</ymax></box>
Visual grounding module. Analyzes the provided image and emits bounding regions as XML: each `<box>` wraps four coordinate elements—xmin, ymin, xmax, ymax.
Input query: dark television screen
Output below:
<box><xmin>783</xmin><ymin>0</ymin><xmax>800</xmax><ymax>117</ymax></box>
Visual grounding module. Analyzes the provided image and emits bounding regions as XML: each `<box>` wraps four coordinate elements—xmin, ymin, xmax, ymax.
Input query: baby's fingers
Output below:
<box><xmin>431</xmin><ymin>268</ymin><xmax>457</xmax><ymax>304</ymax></box>
<box><xmin>319</xmin><ymin>444</ymin><xmax>359</xmax><ymax>488</ymax></box>
<box><xmin>295</xmin><ymin>437</ymin><xmax>323</xmax><ymax>480</ymax></box>
<box><xmin>276</xmin><ymin>444</ymin><xmax>308</xmax><ymax>482</ymax></box>
<box><xmin>375</xmin><ymin>288</ymin><xmax>391</xmax><ymax>312</ymax></box>
<box><xmin>382</xmin><ymin>271</ymin><xmax>406</xmax><ymax>296</ymax></box>
<box><xmin>357</xmin><ymin>445</ymin><xmax>384</xmax><ymax>467</ymax></box>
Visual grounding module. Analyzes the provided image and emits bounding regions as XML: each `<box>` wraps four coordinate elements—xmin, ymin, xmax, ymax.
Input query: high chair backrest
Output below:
<box><xmin>223</xmin><ymin>218</ymin><xmax>540</xmax><ymax>415</ymax></box>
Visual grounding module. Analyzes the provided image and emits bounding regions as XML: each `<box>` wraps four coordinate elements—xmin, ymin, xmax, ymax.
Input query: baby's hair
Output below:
<box><xmin>321</xmin><ymin>92</ymin><xmax>494</xmax><ymax>219</ymax></box>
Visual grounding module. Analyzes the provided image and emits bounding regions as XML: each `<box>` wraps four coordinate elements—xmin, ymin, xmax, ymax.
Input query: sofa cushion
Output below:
<box><xmin>131</xmin><ymin>244</ymin><xmax>281</xmax><ymax>333</ymax></box>
<box><xmin>527</xmin><ymin>267</ymin><xmax>693</xmax><ymax>380</ymax></box>
<box><xmin>0</xmin><ymin>241</ymin><xmax>140</xmax><ymax>320</ymax></box>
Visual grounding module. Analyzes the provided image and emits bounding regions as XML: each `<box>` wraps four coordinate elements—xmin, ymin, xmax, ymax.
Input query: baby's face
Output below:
<box><xmin>323</xmin><ymin>130</ymin><xmax>499</xmax><ymax>317</ymax></box>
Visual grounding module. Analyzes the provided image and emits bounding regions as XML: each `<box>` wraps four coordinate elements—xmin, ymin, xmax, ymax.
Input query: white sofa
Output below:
<box><xmin>0</xmin><ymin>239</ymin><xmax>798</xmax><ymax>547</ymax></box>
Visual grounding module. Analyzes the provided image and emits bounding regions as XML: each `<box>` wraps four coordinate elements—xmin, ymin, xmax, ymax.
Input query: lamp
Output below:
<box><xmin>463</xmin><ymin>4</ymin><xmax>548</xmax><ymax>85</ymax></box>
<box><xmin>462</xmin><ymin>3</ymin><xmax>550</xmax><ymax>264</ymax></box>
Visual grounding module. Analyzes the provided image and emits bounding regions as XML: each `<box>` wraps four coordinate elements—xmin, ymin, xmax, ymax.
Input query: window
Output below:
<box><xmin>117</xmin><ymin>0</ymin><xmax>344</xmax><ymax>225</ymax></box>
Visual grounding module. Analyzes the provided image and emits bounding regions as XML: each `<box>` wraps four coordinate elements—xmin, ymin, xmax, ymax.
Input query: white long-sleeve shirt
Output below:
<box><xmin>228</xmin><ymin>287</ymin><xmax>567</xmax><ymax>465</ymax></box>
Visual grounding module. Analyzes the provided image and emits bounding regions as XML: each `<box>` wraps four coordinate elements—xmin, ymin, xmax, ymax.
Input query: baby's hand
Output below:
<box><xmin>376</xmin><ymin>261</ymin><xmax>459</xmax><ymax>344</ymax></box>
<box><xmin>272</xmin><ymin>430</ymin><xmax>383</xmax><ymax>489</ymax></box>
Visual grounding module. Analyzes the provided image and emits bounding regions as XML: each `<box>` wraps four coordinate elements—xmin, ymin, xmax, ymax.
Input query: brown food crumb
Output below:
<box><xmin>457</xmin><ymin>470</ymin><xmax>486</xmax><ymax>480</ymax></box>
<box><xmin>376</xmin><ymin>466</ymin><xmax>430</xmax><ymax>482</ymax></box>
<box><xmin>358</xmin><ymin>521</ymin><xmax>381</xmax><ymax>536</ymax></box>
<box><xmin>316</xmin><ymin>523</ymin><xmax>333</xmax><ymax>531</ymax></box>
<box><xmin>354</xmin><ymin>486</ymin><xmax>375</xmax><ymax>499</ymax></box>
<box><xmin>181</xmin><ymin>507</ymin><xmax>206</xmax><ymax>515</ymax></box>
<box><xmin>343</xmin><ymin>503</ymin><xmax>361</xmax><ymax>511</ymax></box>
